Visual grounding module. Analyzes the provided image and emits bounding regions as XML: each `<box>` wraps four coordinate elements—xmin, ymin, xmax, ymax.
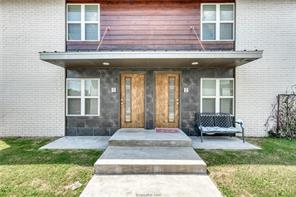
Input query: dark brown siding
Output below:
<box><xmin>67</xmin><ymin>0</ymin><xmax>235</xmax><ymax>51</ymax></box>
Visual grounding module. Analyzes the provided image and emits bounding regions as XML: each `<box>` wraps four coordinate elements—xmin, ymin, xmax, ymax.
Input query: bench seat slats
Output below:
<box><xmin>195</xmin><ymin>113</ymin><xmax>245</xmax><ymax>143</ymax></box>
<box><xmin>200</xmin><ymin>126</ymin><xmax>241</xmax><ymax>133</ymax></box>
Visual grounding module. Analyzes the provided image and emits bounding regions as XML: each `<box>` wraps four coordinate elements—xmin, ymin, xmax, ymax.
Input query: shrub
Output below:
<box><xmin>265</xmin><ymin>85</ymin><xmax>296</xmax><ymax>139</ymax></box>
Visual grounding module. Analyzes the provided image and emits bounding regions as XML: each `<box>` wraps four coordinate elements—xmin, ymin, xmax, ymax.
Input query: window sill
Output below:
<box><xmin>201</xmin><ymin>40</ymin><xmax>235</xmax><ymax>42</ymax></box>
<box><xmin>66</xmin><ymin>115</ymin><xmax>100</xmax><ymax>117</ymax></box>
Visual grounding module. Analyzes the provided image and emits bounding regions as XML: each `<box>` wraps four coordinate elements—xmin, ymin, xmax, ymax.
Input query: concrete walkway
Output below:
<box><xmin>40</xmin><ymin>135</ymin><xmax>260</xmax><ymax>151</ymax></box>
<box><xmin>39</xmin><ymin>136</ymin><xmax>110</xmax><ymax>150</ymax></box>
<box><xmin>81</xmin><ymin>128</ymin><xmax>222</xmax><ymax>197</ymax></box>
<box><xmin>81</xmin><ymin>174</ymin><xmax>222</xmax><ymax>197</ymax></box>
<box><xmin>191</xmin><ymin>136</ymin><xmax>261</xmax><ymax>150</ymax></box>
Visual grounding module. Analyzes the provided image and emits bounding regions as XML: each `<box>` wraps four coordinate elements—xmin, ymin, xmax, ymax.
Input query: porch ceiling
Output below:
<box><xmin>39</xmin><ymin>50</ymin><xmax>263</xmax><ymax>68</ymax></box>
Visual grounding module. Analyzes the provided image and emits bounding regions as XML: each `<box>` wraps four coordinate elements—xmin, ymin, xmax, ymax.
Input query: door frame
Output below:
<box><xmin>153</xmin><ymin>71</ymin><xmax>181</xmax><ymax>128</ymax></box>
<box><xmin>119</xmin><ymin>71</ymin><xmax>146</xmax><ymax>128</ymax></box>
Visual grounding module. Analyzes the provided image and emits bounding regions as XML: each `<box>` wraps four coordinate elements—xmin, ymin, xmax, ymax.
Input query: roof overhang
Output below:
<box><xmin>39</xmin><ymin>50</ymin><xmax>263</xmax><ymax>68</ymax></box>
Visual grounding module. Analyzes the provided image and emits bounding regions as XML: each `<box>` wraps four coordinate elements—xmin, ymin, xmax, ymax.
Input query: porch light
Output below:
<box><xmin>102</xmin><ymin>62</ymin><xmax>110</xmax><ymax>66</ymax></box>
<box><xmin>192</xmin><ymin>62</ymin><xmax>199</xmax><ymax>65</ymax></box>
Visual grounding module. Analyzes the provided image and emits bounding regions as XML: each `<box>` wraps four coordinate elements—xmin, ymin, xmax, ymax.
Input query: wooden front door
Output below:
<box><xmin>155</xmin><ymin>72</ymin><xmax>180</xmax><ymax>128</ymax></box>
<box><xmin>120</xmin><ymin>73</ymin><xmax>145</xmax><ymax>128</ymax></box>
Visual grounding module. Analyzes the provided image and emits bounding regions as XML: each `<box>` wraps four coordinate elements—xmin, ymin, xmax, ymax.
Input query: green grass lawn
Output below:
<box><xmin>0</xmin><ymin>138</ymin><xmax>101</xmax><ymax>196</ymax></box>
<box><xmin>197</xmin><ymin>138</ymin><xmax>296</xmax><ymax>197</ymax></box>
<box><xmin>1</xmin><ymin>138</ymin><xmax>295</xmax><ymax>197</ymax></box>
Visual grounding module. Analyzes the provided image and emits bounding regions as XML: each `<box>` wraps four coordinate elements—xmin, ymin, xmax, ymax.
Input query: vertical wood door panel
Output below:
<box><xmin>155</xmin><ymin>72</ymin><xmax>180</xmax><ymax>128</ymax></box>
<box><xmin>120</xmin><ymin>73</ymin><xmax>145</xmax><ymax>128</ymax></box>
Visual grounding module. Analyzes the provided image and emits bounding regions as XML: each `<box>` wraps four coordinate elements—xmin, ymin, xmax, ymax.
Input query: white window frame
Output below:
<box><xmin>200</xmin><ymin>78</ymin><xmax>234</xmax><ymax>114</ymax></box>
<box><xmin>66</xmin><ymin>78</ymin><xmax>100</xmax><ymax>116</ymax></box>
<box><xmin>67</xmin><ymin>4</ymin><xmax>101</xmax><ymax>41</ymax></box>
<box><xmin>201</xmin><ymin>3</ymin><xmax>235</xmax><ymax>41</ymax></box>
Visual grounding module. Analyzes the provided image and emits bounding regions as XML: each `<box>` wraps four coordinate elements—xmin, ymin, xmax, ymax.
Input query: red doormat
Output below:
<box><xmin>155</xmin><ymin>128</ymin><xmax>179</xmax><ymax>133</ymax></box>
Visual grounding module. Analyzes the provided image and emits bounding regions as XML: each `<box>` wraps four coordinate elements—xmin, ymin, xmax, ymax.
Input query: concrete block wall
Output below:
<box><xmin>235</xmin><ymin>0</ymin><xmax>296</xmax><ymax>136</ymax></box>
<box><xmin>0</xmin><ymin>0</ymin><xmax>66</xmax><ymax>136</ymax></box>
<box><xmin>66</xmin><ymin>67</ymin><xmax>233</xmax><ymax>136</ymax></box>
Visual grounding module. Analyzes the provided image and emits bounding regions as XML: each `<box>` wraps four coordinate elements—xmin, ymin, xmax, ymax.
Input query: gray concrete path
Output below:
<box><xmin>39</xmin><ymin>136</ymin><xmax>110</xmax><ymax>150</ymax></box>
<box><xmin>81</xmin><ymin>174</ymin><xmax>223</xmax><ymax>197</ymax></box>
<box><xmin>191</xmin><ymin>136</ymin><xmax>261</xmax><ymax>150</ymax></box>
<box><xmin>39</xmin><ymin>135</ymin><xmax>260</xmax><ymax>151</ymax></box>
<box><xmin>81</xmin><ymin>128</ymin><xmax>223</xmax><ymax>197</ymax></box>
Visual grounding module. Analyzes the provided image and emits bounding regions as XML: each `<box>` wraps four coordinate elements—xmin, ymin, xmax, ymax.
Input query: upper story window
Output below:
<box><xmin>201</xmin><ymin>4</ymin><xmax>234</xmax><ymax>41</ymax></box>
<box><xmin>67</xmin><ymin>4</ymin><xmax>100</xmax><ymax>41</ymax></box>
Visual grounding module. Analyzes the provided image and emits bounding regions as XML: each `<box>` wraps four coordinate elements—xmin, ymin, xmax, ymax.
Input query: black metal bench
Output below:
<box><xmin>195</xmin><ymin>113</ymin><xmax>245</xmax><ymax>143</ymax></box>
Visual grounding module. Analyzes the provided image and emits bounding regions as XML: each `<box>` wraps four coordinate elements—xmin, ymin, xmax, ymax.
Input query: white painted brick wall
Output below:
<box><xmin>1</xmin><ymin>0</ymin><xmax>296</xmax><ymax>137</ymax></box>
<box><xmin>0</xmin><ymin>0</ymin><xmax>65</xmax><ymax>136</ymax></box>
<box><xmin>236</xmin><ymin>0</ymin><xmax>296</xmax><ymax>136</ymax></box>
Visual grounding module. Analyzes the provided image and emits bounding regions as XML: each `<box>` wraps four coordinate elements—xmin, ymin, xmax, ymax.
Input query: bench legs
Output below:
<box><xmin>200</xmin><ymin>131</ymin><xmax>203</xmax><ymax>143</ymax></box>
<box><xmin>199</xmin><ymin>130</ymin><xmax>245</xmax><ymax>143</ymax></box>
<box><xmin>242</xmin><ymin>127</ymin><xmax>245</xmax><ymax>143</ymax></box>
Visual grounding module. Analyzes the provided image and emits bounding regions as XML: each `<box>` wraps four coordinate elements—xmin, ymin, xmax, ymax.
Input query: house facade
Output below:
<box><xmin>0</xmin><ymin>0</ymin><xmax>295</xmax><ymax>137</ymax></box>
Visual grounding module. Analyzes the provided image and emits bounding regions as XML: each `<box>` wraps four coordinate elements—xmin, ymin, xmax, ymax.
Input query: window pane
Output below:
<box><xmin>202</xmin><ymin>23</ymin><xmax>216</xmax><ymax>40</ymax></box>
<box><xmin>125</xmin><ymin>78</ymin><xmax>132</xmax><ymax>122</ymax></box>
<box><xmin>67</xmin><ymin>80</ymin><xmax>81</xmax><ymax>96</ymax></box>
<box><xmin>202</xmin><ymin>80</ymin><xmax>216</xmax><ymax>96</ymax></box>
<box><xmin>68</xmin><ymin>5</ymin><xmax>81</xmax><ymax>21</ymax></box>
<box><xmin>168</xmin><ymin>77</ymin><xmax>175</xmax><ymax>122</ymax></box>
<box><xmin>220</xmin><ymin>5</ymin><xmax>234</xmax><ymax>21</ymax></box>
<box><xmin>202</xmin><ymin>98</ymin><xmax>215</xmax><ymax>113</ymax></box>
<box><xmin>85</xmin><ymin>5</ymin><xmax>98</xmax><ymax>21</ymax></box>
<box><xmin>202</xmin><ymin>5</ymin><xmax>216</xmax><ymax>21</ymax></box>
<box><xmin>220</xmin><ymin>23</ymin><xmax>233</xmax><ymax>40</ymax></box>
<box><xmin>85</xmin><ymin>98</ymin><xmax>98</xmax><ymax>115</ymax></box>
<box><xmin>68</xmin><ymin>24</ymin><xmax>81</xmax><ymax>40</ymax></box>
<box><xmin>85</xmin><ymin>80</ymin><xmax>98</xmax><ymax>96</ymax></box>
<box><xmin>68</xmin><ymin>98</ymin><xmax>81</xmax><ymax>115</ymax></box>
<box><xmin>220</xmin><ymin>80</ymin><xmax>233</xmax><ymax>96</ymax></box>
<box><xmin>220</xmin><ymin>98</ymin><xmax>233</xmax><ymax>114</ymax></box>
<box><xmin>85</xmin><ymin>24</ymin><xmax>98</xmax><ymax>40</ymax></box>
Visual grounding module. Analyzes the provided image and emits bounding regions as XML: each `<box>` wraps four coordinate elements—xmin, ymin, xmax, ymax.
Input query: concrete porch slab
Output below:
<box><xmin>191</xmin><ymin>136</ymin><xmax>261</xmax><ymax>150</ymax></box>
<box><xmin>109</xmin><ymin>128</ymin><xmax>192</xmax><ymax>147</ymax></box>
<box><xmin>80</xmin><ymin>174</ymin><xmax>222</xmax><ymax>197</ymax></box>
<box><xmin>39</xmin><ymin>136</ymin><xmax>110</xmax><ymax>150</ymax></box>
<box><xmin>95</xmin><ymin>146</ymin><xmax>207</xmax><ymax>174</ymax></box>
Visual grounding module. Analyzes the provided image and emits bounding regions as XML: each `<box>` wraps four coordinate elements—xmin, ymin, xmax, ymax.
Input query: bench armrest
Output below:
<box><xmin>235</xmin><ymin>119</ymin><xmax>244</xmax><ymax>129</ymax></box>
<box><xmin>235</xmin><ymin>119</ymin><xmax>245</xmax><ymax>143</ymax></box>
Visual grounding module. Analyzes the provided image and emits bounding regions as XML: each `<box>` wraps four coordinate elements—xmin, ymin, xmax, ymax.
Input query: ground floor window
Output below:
<box><xmin>201</xmin><ymin>78</ymin><xmax>234</xmax><ymax>114</ymax></box>
<box><xmin>66</xmin><ymin>78</ymin><xmax>100</xmax><ymax>116</ymax></box>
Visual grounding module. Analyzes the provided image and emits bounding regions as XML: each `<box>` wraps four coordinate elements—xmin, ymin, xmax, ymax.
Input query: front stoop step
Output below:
<box><xmin>108</xmin><ymin>128</ymin><xmax>192</xmax><ymax>147</ymax></box>
<box><xmin>94</xmin><ymin>146</ymin><xmax>207</xmax><ymax>174</ymax></box>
